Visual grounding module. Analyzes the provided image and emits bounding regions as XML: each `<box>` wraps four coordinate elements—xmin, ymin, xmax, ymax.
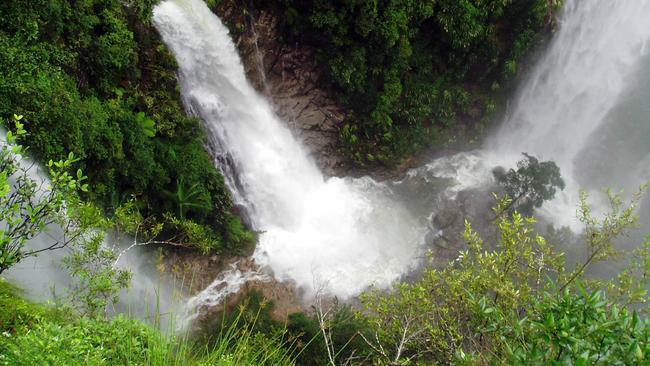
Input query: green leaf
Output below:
<box><xmin>635</xmin><ymin>343</ymin><xmax>644</xmax><ymax>361</ymax></box>
<box><xmin>0</xmin><ymin>172</ymin><xmax>9</xmax><ymax>197</ymax></box>
<box><xmin>135</xmin><ymin>112</ymin><xmax>156</xmax><ymax>137</ymax></box>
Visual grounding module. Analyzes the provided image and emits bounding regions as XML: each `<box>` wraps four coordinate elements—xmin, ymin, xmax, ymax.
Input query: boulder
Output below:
<box><xmin>433</xmin><ymin>205</ymin><xmax>459</xmax><ymax>229</ymax></box>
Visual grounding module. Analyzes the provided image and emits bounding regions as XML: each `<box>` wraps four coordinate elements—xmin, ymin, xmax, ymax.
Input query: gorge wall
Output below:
<box><xmin>212</xmin><ymin>1</ymin><xmax>350</xmax><ymax>177</ymax></box>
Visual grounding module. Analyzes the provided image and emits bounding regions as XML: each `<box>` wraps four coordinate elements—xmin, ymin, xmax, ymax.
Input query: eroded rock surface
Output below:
<box><xmin>215</xmin><ymin>3</ymin><xmax>349</xmax><ymax>176</ymax></box>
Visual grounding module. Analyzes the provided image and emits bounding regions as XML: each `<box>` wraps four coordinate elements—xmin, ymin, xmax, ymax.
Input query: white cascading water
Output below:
<box><xmin>184</xmin><ymin>261</ymin><xmax>269</xmax><ymax>323</ymax></box>
<box><xmin>153</xmin><ymin>0</ymin><xmax>650</xmax><ymax>312</ymax></box>
<box><xmin>492</xmin><ymin>0</ymin><xmax>650</xmax><ymax>159</ymax></box>
<box><xmin>153</xmin><ymin>0</ymin><xmax>427</xmax><ymax>301</ymax></box>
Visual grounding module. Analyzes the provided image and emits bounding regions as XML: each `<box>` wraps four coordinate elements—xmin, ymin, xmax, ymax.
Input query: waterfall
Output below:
<box><xmin>488</xmin><ymin>0</ymin><xmax>650</xmax><ymax>227</ymax></box>
<box><xmin>153</xmin><ymin>0</ymin><xmax>650</xmax><ymax>308</ymax></box>
<box><xmin>414</xmin><ymin>0</ymin><xmax>650</xmax><ymax>230</ymax></box>
<box><xmin>153</xmin><ymin>0</ymin><xmax>427</xmax><ymax>300</ymax></box>
<box><xmin>491</xmin><ymin>1</ymin><xmax>650</xmax><ymax>159</ymax></box>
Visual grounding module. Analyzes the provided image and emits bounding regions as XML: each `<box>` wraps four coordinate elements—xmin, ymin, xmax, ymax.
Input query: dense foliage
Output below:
<box><xmin>0</xmin><ymin>114</ymin><xmax>89</xmax><ymax>274</ymax></box>
<box><xmin>495</xmin><ymin>289</ymin><xmax>648</xmax><ymax>365</ymax></box>
<box><xmin>262</xmin><ymin>0</ymin><xmax>555</xmax><ymax>165</ymax></box>
<box><xmin>0</xmin><ymin>0</ymin><xmax>249</xmax><ymax>252</ymax></box>
<box><xmin>355</xmin><ymin>193</ymin><xmax>649</xmax><ymax>365</ymax></box>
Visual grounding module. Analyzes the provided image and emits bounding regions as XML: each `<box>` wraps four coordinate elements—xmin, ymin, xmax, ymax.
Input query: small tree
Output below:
<box><xmin>493</xmin><ymin>153</ymin><xmax>565</xmax><ymax>215</ymax></box>
<box><xmin>0</xmin><ymin>114</ymin><xmax>89</xmax><ymax>274</ymax></box>
<box><xmin>61</xmin><ymin>202</ymin><xmax>133</xmax><ymax>318</ymax></box>
<box><xmin>0</xmin><ymin>114</ymin><xmax>131</xmax><ymax>317</ymax></box>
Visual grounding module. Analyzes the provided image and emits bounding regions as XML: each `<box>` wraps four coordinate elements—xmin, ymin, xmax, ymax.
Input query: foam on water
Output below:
<box><xmin>183</xmin><ymin>261</ymin><xmax>269</xmax><ymax>323</ymax></box>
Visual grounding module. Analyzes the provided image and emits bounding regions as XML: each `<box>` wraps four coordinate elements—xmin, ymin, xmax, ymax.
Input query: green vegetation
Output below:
<box><xmin>354</xmin><ymin>192</ymin><xmax>649</xmax><ymax>365</ymax></box>
<box><xmin>1</xmin><ymin>1</ymin><xmax>648</xmax><ymax>365</ymax></box>
<box><xmin>261</xmin><ymin>0</ymin><xmax>556</xmax><ymax>166</ymax></box>
<box><xmin>0</xmin><ymin>0</ymin><xmax>250</xmax><ymax>253</ymax></box>
<box><xmin>0</xmin><ymin>279</ymin><xmax>295</xmax><ymax>366</ymax></box>
<box><xmin>199</xmin><ymin>291</ymin><xmax>373</xmax><ymax>366</ymax></box>
<box><xmin>0</xmin><ymin>114</ymin><xmax>90</xmax><ymax>274</ymax></box>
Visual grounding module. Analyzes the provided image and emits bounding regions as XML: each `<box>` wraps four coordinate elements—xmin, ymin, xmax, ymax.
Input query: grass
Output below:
<box><xmin>0</xmin><ymin>278</ymin><xmax>296</xmax><ymax>366</ymax></box>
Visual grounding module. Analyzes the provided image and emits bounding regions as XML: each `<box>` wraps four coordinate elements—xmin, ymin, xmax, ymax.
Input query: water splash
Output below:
<box><xmin>183</xmin><ymin>261</ymin><xmax>269</xmax><ymax>324</ymax></box>
<box><xmin>417</xmin><ymin>0</ymin><xmax>650</xmax><ymax>229</ymax></box>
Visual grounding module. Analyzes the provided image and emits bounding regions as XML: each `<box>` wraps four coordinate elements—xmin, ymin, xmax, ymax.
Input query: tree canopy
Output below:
<box><xmin>493</xmin><ymin>153</ymin><xmax>565</xmax><ymax>215</ymax></box>
<box><xmin>0</xmin><ymin>0</ymin><xmax>251</xmax><ymax>253</ymax></box>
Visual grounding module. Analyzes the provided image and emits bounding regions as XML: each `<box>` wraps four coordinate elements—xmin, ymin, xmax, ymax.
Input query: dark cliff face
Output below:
<box><xmin>211</xmin><ymin>1</ymin><xmax>351</xmax><ymax>177</ymax></box>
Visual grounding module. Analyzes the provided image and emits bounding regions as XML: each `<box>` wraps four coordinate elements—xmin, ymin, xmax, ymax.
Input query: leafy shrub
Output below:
<box><xmin>0</xmin><ymin>287</ymin><xmax>295</xmax><ymax>366</ymax></box>
<box><xmin>0</xmin><ymin>115</ymin><xmax>94</xmax><ymax>274</ymax></box>
<box><xmin>358</xmin><ymin>193</ymin><xmax>649</xmax><ymax>365</ymax></box>
<box><xmin>500</xmin><ymin>289</ymin><xmax>649</xmax><ymax>365</ymax></box>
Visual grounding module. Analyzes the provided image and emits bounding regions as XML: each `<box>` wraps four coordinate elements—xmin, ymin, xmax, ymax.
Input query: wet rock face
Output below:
<box><xmin>214</xmin><ymin>3</ymin><xmax>349</xmax><ymax>176</ymax></box>
<box><xmin>433</xmin><ymin>204</ymin><xmax>460</xmax><ymax>229</ymax></box>
<box><xmin>427</xmin><ymin>186</ymin><xmax>500</xmax><ymax>267</ymax></box>
<box><xmin>192</xmin><ymin>275</ymin><xmax>304</xmax><ymax>329</ymax></box>
<box><xmin>159</xmin><ymin>248</ymin><xmax>231</xmax><ymax>293</ymax></box>
<box><xmin>163</xmin><ymin>252</ymin><xmax>307</xmax><ymax>328</ymax></box>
